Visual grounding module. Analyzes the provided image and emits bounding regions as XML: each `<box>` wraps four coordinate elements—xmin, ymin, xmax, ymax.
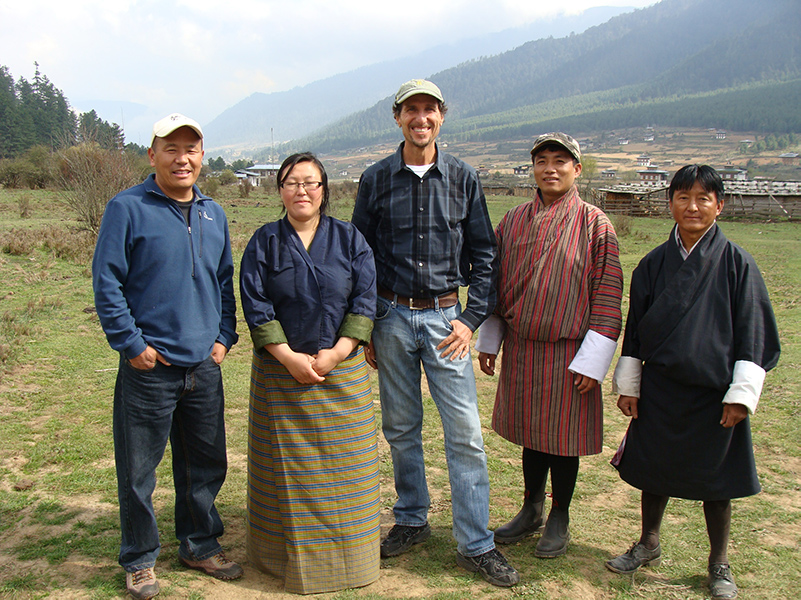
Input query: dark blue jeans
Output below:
<box><xmin>113</xmin><ymin>355</ymin><xmax>228</xmax><ymax>571</ymax></box>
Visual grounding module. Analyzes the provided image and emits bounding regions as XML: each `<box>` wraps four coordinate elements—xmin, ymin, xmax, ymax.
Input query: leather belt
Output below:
<box><xmin>378</xmin><ymin>286</ymin><xmax>458</xmax><ymax>310</ymax></box>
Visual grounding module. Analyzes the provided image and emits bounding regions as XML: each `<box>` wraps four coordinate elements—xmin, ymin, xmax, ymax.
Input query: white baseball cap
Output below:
<box><xmin>150</xmin><ymin>113</ymin><xmax>203</xmax><ymax>147</ymax></box>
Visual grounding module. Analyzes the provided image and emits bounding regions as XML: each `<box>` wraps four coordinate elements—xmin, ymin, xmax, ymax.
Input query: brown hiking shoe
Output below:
<box><xmin>126</xmin><ymin>567</ymin><xmax>159</xmax><ymax>600</ymax></box>
<box><xmin>179</xmin><ymin>550</ymin><xmax>243</xmax><ymax>580</ymax></box>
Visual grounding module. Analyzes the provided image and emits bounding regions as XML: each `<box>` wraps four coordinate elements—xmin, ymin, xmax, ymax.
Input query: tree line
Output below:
<box><xmin>0</xmin><ymin>64</ymin><xmax>154</xmax><ymax>234</ymax></box>
<box><xmin>0</xmin><ymin>64</ymin><xmax>145</xmax><ymax>159</ymax></box>
<box><xmin>0</xmin><ymin>64</ymin><xmax>154</xmax><ymax>197</ymax></box>
<box><xmin>207</xmin><ymin>156</ymin><xmax>254</xmax><ymax>172</ymax></box>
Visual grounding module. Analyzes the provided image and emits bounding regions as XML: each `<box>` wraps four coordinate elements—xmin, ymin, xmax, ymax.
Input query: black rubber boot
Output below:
<box><xmin>535</xmin><ymin>508</ymin><xmax>570</xmax><ymax>558</ymax></box>
<box><xmin>493</xmin><ymin>498</ymin><xmax>544</xmax><ymax>544</ymax></box>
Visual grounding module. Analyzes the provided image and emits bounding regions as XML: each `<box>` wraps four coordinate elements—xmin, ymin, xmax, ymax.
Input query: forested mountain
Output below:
<box><xmin>289</xmin><ymin>0</ymin><xmax>800</xmax><ymax>155</ymax></box>
<box><xmin>202</xmin><ymin>6</ymin><xmax>633</xmax><ymax>150</ymax></box>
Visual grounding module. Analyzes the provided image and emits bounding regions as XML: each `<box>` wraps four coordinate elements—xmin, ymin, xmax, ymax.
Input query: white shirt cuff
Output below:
<box><xmin>612</xmin><ymin>355</ymin><xmax>642</xmax><ymax>397</ymax></box>
<box><xmin>722</xmin><ymin>360</ymin><xmax>766</xmax><ymax>414</ymax></box>
<box><xmin>568</xmin><ymin>329</ymin><xmax>618</xmax><ymax>383</ymax></box>
<box><xmin>475</xmin><ymin>314</ymin><xmax>506</xmax><ymax>354</ymax></box>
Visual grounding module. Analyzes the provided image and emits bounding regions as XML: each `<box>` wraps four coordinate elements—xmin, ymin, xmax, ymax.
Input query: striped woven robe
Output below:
<box><xmin>491</xmin><ymin>186</ymin><xmax>623</xmax><ymax>456</ymax></box>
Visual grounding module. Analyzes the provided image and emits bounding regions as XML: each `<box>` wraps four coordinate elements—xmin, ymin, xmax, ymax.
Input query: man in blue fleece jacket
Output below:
<box><xmin>93</xmin><ymin>113</ymin><xmax>241</xmax><ymax>600</ymax></box>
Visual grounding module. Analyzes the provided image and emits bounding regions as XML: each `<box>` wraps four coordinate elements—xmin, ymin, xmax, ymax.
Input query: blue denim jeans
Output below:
<box><xmin>372</xmin><ymin>294</ymin><xmax>494</xmax><ymax>557</ymax></box>
<box><xmin>113</xmin><ymin>355</ymin><xmax>228</xmax><ymax>571</ymax></box>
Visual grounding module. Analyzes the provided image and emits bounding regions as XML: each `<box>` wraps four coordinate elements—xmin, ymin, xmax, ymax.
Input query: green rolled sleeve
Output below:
<box><xmin>250</xmin><ymin>320</ymin><xmax>288</xmax><ymax>354</ymax></box>
<box><xmin>338</xmin><ymin>313</ymin><xmax>374</xmax><ymax>345</ymax></box>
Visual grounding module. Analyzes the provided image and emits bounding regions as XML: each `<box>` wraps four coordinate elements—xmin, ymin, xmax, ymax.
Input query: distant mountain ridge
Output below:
<box><xmin>202</xmin><ymin>6</ymin><xmax>634</xmax><ymax>152</ymax></box>
<box><xmin>290</xmin><ymin>0</ymin><xmax>800</xmax><ymax>155</ymax></box>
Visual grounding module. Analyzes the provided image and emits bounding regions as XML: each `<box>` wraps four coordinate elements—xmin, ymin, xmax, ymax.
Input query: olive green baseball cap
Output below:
<box><xmin>394</xmin><ymin>79</ymin><xmax>445</xmax><ymax>107</ymax></box>
<box><xmin>530</xmin><ymin>132</ymin><xmax>581</xmax><ymax>162</ymax></box>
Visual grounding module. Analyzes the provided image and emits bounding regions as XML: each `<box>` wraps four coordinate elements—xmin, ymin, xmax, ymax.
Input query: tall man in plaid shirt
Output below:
<box><xmin>352</xmin><ymin>79</ymin><xmax>519</xmax><ymax>587</ymax></box>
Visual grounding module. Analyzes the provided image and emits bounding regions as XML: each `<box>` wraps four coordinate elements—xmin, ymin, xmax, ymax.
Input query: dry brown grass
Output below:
<box><xmin>0</xmin><ymin>226</ymin><xmax>95</xmax><ymax>264</ymax></box>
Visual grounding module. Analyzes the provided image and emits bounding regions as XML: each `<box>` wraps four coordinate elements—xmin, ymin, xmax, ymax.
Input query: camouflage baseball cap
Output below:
<box><xmin>530</xmin><ymin>132</ymin><xmax>581</xmax><ymax>162</ymax></box>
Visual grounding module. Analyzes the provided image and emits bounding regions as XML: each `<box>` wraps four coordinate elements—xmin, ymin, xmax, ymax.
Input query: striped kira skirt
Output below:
<box><xmin>246</xmin><ymin>348</ymin><xmax>380</xmax><ymax>594</ymax></box>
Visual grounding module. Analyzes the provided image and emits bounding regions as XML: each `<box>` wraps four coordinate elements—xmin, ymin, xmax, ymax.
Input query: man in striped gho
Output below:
<box><xmin>477</xmin><ymin>132</ymin><xmax>623</xmax><ymax>558</ymax></box>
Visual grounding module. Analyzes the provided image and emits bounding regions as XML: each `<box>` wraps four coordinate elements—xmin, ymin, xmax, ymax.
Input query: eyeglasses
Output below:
<box><xmin>281</xmin><ymin>181</ymin><xmax>323</xmax><ymax>191</ymax></box>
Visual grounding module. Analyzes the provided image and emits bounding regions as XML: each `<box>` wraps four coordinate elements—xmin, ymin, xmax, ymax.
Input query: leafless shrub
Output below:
<box><xmin>327</xmin><ymin>180</ymin><xmax>359</xmax><ymax>221</ymax></box>
<box><xmin>58</xmin><ymin>143</ymin><xmax>142</xmax><ymax>236</ymax></box>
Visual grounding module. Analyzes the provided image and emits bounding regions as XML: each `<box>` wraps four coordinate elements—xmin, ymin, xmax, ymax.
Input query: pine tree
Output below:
<box><xmin>0</xmin><ymin>66</ymin><xmax>21</xmax><ymax>158</ymax></box>
<box><xmin>78</xmin><ymin>109</ymin><xmax>125</xmax><ymax>150</ymax></box>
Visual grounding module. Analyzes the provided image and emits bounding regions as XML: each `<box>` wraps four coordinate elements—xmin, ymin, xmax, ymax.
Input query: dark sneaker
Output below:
<box><xmin>456</xmin><ymin>548</ymin><xmax>520</xmax><ymax>587</ymax></box>
<box><xmin>126</xmin><ymin>567</ymin><xmax>159</xmax><ymax>600</ymax></box>
<box><xmin>380</xmin><ymin>523</ymin><xmax>431</xmax><ymax>557</ymax></box>
<box><xmin>605</xmin><ymin>542</ymin><xmax>662</xmax><ymax>574</ymax></box>
<box><xmin>179</xmin><ymin>550</ymin><xmax>243</xmax><ymax>580</ymax></box>
<box><xmin>709</xmin><ymin>563</ymin><xmax>738</xmax><ymax>599</ymax></box>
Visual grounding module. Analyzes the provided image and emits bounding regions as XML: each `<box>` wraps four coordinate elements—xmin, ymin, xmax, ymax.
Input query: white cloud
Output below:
<box><xmin>0</xmin><ymin>0</ymin><xmax>656</xmax><ymax>143</ymax></box>
<box><xmin>497</xmin><ymin>0</ymin><xmax>654</xmax><ymax>18</ymax></box>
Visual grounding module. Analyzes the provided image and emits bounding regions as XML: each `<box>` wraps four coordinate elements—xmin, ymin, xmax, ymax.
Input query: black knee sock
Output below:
<box><xmin>522</xmin><ymin>448</ymin><xmax>549</xmax><ymax>503</ymax></box>
<box><xmin>704</xmin><ymin>499</ymin><xmax>731</xmax><ymax>566</ymax></box>
<box><xmin>640</xmin><ymin>491</ymin><xmax>669</xmax><ymax>550</ymax></box>
<box><xmin>549</xmin><ymin>455</ymin><xmax>579</xmax><ymax>512</ymax></box>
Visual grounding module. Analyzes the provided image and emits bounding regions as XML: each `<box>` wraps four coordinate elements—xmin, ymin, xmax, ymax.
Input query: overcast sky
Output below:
<box><xmin>2</xmin><ymin>0</ymin><xmax>655</xmax><ymax>146</ymax></box>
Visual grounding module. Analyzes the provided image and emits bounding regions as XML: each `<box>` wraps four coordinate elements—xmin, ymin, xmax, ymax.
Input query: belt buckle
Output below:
<box><xmin>409</xmin><ymin>297</ymin><xmax>420</xmax><ymax>310</ymax></box>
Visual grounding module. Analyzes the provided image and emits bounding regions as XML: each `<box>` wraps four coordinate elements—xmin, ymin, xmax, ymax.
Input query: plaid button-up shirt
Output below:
<box><xmin>352</xmin><ymin>143</ymin><xmax>497</xmax><ymax>331</ymax></box>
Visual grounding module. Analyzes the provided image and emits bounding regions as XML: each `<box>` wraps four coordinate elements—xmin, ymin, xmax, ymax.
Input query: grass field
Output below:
<box><xmin>0</xmin><ymin>185</ymin><xmax>799</xmax><ymax>599</ymax></box>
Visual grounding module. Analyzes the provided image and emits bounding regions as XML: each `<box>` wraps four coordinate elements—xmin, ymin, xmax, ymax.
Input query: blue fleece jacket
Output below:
<box><xmin>93</xmin><ymin>174</ymin><xmax>238</xmax><ymax>366</ymax></box>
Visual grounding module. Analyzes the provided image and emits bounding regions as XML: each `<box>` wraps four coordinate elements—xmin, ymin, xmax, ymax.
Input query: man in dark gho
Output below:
<box><xmin>606</xmin><ymin>164</ymin><xmax>780</xmax><ymax>600</ymax></box>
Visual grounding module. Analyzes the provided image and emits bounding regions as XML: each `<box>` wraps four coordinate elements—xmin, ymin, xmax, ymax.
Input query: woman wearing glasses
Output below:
<box><xmin>240</xmin><ymin>152</ymin><xmax>379</xmax><ymax>593</ymax></box>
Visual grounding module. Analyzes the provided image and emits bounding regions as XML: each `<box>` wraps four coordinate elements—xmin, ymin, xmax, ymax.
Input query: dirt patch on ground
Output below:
<box><xmin>0</xmin><ymin>497</ymin><xmax>490</xmax><ymax>600</ymax></box>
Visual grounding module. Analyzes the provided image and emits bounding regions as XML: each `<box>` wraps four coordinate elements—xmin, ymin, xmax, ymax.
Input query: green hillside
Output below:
<box><xmin>285</xmin><ymin>0</ymin><xmax>800</xmax><ymax>156</ymax></box>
